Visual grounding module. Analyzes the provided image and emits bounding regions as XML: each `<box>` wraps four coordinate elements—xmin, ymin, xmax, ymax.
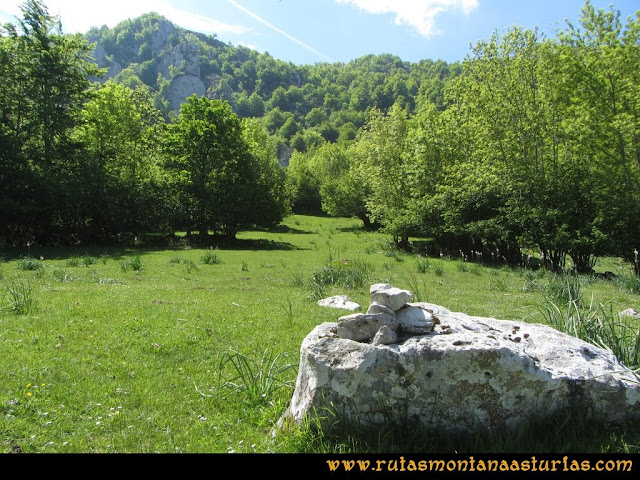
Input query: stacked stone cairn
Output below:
<box><xmin>332</xmin><ymin>284</ymin><xmax>436</xmax><ymax>345</ymax></box>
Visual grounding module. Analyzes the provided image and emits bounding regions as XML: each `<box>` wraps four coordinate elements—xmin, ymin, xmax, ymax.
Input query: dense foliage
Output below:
<box><xmin>0</xmin><ymin>0</ymin><xmax>287</xmax><ymax>245</ymax></box>
<box><xmin>1</xmin><ymin>0</ymin><xmax>639</xmax><ymax>275</ymax></box>
<box><xmin>288</xmin><ymin>2</ymin><xmax>640</xmax><ymax>273</ymax></box>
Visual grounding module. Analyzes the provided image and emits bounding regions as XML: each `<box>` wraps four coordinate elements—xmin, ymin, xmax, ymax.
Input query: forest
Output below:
<box><xmin>1</xmin><ymin>0</ymin><xmax>640</xmax><ymax>274</ymax></box>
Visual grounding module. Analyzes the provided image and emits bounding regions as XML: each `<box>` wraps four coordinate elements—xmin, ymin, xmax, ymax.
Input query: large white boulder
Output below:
<box><xmin>279</xmin><ymin>300</ymin><xmax>640</xmax><ymax>435</ymax></box>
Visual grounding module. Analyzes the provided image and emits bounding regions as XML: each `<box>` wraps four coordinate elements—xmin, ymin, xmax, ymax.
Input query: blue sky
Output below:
<box><xmin>1</xmin><ymin>0</ymin><xmax>638</xmax><ymax>65</ymax></box>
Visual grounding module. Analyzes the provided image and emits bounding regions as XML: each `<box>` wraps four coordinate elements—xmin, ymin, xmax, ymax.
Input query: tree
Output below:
<box><xmin>353</xmin><ymin>104</ymin><xmax>419</xmax><ymax>246</ymax></box>
<box><xmin>166</xmin><ymin>96</ymin><xmax>278</xmax><ymax>240</ymax></box>
<box><xmin>284</xmin><ymin>150</ymin><xmax>323</xmax><ymax>214</ymax></box>
<box><xmin>241</xmin><ymin>118</ymin><xmax>288</xmax><ymax>227</ymax></box>
<box><xmin>312</xmin><ymin>143</ymin><xmax>372</xmax><ymax>228</ymax></box>
<box><xmin>75</xmin><ymin>82</ymin><xmax>168</xmax><ymax>239</ymax></box>
<box><xmin>0</xmin><ymin>0</ymin><xmax>102</xmax><ymax>244</ymax></box>
<box><xmin>549</xmin><ymin>1</ymin><xmax>640</xmax><ymax>269</ymax></box>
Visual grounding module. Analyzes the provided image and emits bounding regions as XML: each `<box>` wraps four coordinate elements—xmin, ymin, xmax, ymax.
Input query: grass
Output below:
<box><xmin>0</xmin><ymin>214</ymin><xmax>639</xmax><ymax>454</ymax></box>
<box><xmin>5</xmin><ymin>279</ymin><xmax>37</xmax><ymax>315</ymax></box>
<box><xmin>220</xmin><ymin>349</ymin><xmax>297</xmax><ymax>406</ymax></box>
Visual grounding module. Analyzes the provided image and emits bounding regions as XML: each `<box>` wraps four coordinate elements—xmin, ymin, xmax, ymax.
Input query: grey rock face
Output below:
<box><xmin>279</xmin><ymin>286</ymin><xmax>640</xmax><ymax>436</ymax></box>
<box><xmin>159</xmin><ymin>41</ymin><xmax>201</xmax><ymax>79</ymax></box>
<box><xmin>169</xmin><ymin>74</ymin><xmax>206</xmax><ymax>112</ymax></box>
<box><xmin>150</xmin><ymin>19</ymin><xmax>176</xmax><ymax>51</ymax></box>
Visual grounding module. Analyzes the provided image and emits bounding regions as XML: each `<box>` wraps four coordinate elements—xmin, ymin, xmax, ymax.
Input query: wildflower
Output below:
<box><xmin>25</xmin><ymin>392</ymin><xmax>32</xmax><ymax>397</ymax></box>
<box><xmin>26</xmin><ymin>383</ymin><xmax>32</xmax><ymax>388</ymax></box>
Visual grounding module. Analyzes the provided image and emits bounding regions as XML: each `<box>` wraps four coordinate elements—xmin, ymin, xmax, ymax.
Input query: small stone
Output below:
<box><xmin>336</xmin><ymin>313</ymin><xmax>398</xmax><ymax>342</ymax></box>
<box><xmin>396</xmin><ymin>305</ymin><xmax>436</xmax><ymax>335</ymax></box>
<box><xmin>367</xmin><ymin>301</ymin><xmax>395</xmax><ymax>316</ymax></box>
<box><xmin>371</xmin><ymin>326</ymin><xmax>398</xmax><ymax>346</ymax></box>
<box><xmin>619</xmin><ymin>309</ymin><xmax>640</xmax><ymax>319</ymax></box>
<box><xmin>318</xmin><ymin>295</ymin><xmax>361</xmax><ymax>311</ymax></box>
<box><xmin>370</xmin><ymin>284</ymin><xmax>413</xmax><ymax>312</ymax></box>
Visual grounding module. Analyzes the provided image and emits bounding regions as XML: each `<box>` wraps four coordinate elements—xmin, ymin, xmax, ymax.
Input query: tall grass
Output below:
<box><xmin>5</xmin><ymin>279</ymin><xmax>37</xmax><ymax>315</ymax></box>
<box><xmin>19</xmin><ymin>257</ymin><xmax>43</xmax><ymax>272</ymax></box>
<box><xmin>308</xmin><ymin>259</ymin><xmax>371</xmax><ymax>300</ymax></box>
<box><xmin>545</xmin><ymin>273</ymin><xmax>583</xmax><ymax>306</ymax></box>
<box><xmin>120</xmin><ymin>256</ymin><xmax>144</xmax><ymax>272</ymax></box>
<box><xmin>201</xmin><ymin>250</ymin><xmax>222</xmax><ymax>265</ymax></box>
<box><xmin>541</xmin><ymin>298</ymin><xmax>640</xmax><ymax>369</ymax></box>
<box><xmin>220</xmin><ymin>350</ymin><xmax>297</xmax><ymax>406</ymax></box>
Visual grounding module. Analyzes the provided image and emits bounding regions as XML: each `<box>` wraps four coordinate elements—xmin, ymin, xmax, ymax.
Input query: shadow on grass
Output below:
<box><xmin>212</xmin><ymin>238</ymin><xmax>302</xmax><ymax>251</ymax></box>
<box><xmin>278</xmin><ymin>406</ymin><xmax>640</xmax><ymax>454</ymax></box>
<box><xmin>0</xmin><ymin>233</ymin><xmax>302</xmax><ymax>262</ymax></box>
<box><xmin>252</xmin><ymin>224</ymin><xmax>315</xmax><ymax>235</ymax></box>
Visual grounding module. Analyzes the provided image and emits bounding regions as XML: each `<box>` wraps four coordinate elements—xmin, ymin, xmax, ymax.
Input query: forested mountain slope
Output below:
<box><xmin>86</xmin><ymin>13</ymin><xmax>459</xmax><ymax>153</ymax></box>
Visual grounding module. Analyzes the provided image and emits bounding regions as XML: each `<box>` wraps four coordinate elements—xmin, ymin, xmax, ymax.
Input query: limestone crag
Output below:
<box><xmin>279</xmin><ymin>285</ymin><xmax>640</xmax><ymax>436</ymax></box>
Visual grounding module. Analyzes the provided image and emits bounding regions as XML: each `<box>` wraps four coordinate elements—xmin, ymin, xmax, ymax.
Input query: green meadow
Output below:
<box><xmin>1</xmin><ymin>215</ymin><xmax>639</xmax><ymax>453</ymax></box>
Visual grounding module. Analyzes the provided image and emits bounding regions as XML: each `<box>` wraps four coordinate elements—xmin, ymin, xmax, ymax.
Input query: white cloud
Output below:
<box><xmin>336</xmin><ymin>0</ymin><xmax>479</xmax><ymax>36</ymax></box>
<box><xmin>1</xmin><ymin>0</ymin><xmax>249</xmax><ymax>35</ymax></box>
